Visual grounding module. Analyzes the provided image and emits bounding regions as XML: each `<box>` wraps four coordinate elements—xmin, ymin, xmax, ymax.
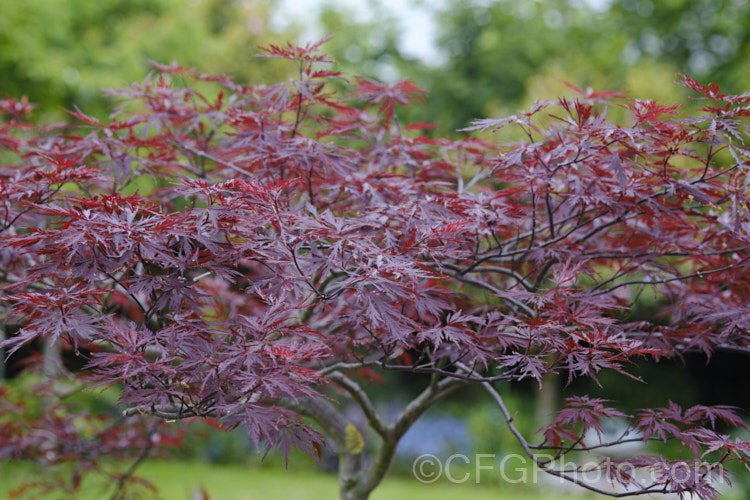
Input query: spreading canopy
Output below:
<box><xmin>2</xmin><ymin>38</ymin><xmax>750</xmax><ymax>499</ymax></box>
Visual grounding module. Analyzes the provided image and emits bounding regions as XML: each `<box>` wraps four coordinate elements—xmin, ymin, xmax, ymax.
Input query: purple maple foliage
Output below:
<box><xmin>2</xmin><ymin>38</ymin><xmax>750</xmax><ymax>500</ymax></box>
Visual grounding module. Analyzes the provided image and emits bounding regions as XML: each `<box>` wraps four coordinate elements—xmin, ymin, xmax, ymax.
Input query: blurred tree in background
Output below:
<box><xmin>0</xmin><ymin>0</ymin><xmax>292</xmax><ymax>121</ymax></box>
<box><xmin>4</xmin><ymin>0</ymin><xmax>750</xmax><ymax>127</ymax></box>
<box><xmin>309</xmin><ymin>0</ymin><xmax>750</xmax><ymax>133</ymax></box>
<box><xmin>608</xmin><ymin>0</ymin><xmax>750</xmax><ymax>88</ymax></box>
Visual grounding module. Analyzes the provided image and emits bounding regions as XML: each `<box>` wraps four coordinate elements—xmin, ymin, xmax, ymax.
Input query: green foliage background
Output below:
<box><xmin>5</xmin><ymin>0</ymin><xmax>750</xmax><ymax>129</ymax></box>
<box><xmin>310</xmin><ymin>0</ymin><xmax>750</xmax><ymax>133</ymax></box>
<box><xmin>0</xmin><ymin>0</ymin><xmax>292</xmax><ymax>121</ymax></box>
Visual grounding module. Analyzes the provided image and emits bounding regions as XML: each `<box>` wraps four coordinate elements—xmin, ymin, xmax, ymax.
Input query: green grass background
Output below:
<box><xmin>1</xmin><ymin>459</ymin><xmax>598</xmax><ymax>500</ymax></box>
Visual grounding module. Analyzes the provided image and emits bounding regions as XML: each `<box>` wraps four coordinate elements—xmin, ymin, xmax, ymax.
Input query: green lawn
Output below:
<box><xmin>0</xmin><ymin>460</ymin><xmax>594</xmax><ymax>500</ymax></box>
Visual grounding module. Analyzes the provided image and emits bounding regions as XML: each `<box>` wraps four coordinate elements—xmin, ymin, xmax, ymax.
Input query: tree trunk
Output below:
<box><xmin>340</xmin><ymin>490</ymin><xmax>369</xmax><ymax>500</ymax></box>
<box><xmin>291</xmin><ymin>376</ymin><xmax>463</xmax><ymax>500</ymax></box>
<box><xmin>338</xmin><ymin>437</ymin><xmax>397</xmax><ymax>500</ymax></box>
<box><xmin>338</xmin><ymin>449</ymin><xmax>368</xmax><ymax>500</ymax></box>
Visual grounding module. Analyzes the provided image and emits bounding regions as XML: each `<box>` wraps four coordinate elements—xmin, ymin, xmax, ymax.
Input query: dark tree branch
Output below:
<box><xmin>327</xmin><ymin>371</ymin><xmax>388</xmax><ymax>439</ymax></box>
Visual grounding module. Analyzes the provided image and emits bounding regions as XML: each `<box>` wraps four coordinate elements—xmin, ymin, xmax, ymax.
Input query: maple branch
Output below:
<box><xmin>483</xmin><ymin>157</ymin><xmax>732</xmax><ymax>263</ymax></box>
<box><xmin>121</xmin><ymin>402</ymin><xmax>213</xmax><ymax>420</ymax></box>
<box><xmin>528</xmin><ymin>184</ymin><xmax>537</xmax><ymax>250</ymax></box>
<box><xmin>110</xmin><ymin>421</ymin><xmax>159</xmax><ymax>500</ymax></box>
<box><xmin>391</xmin><ymin>376</ymin><xmax>465</xmax><ymax>438</ymax></box>
<box><xmin>482</xmin><ymin>205</ymin><xmax>615</xmax><ymax>261</ymax></box>
<box><xmin>552</xmin><ymin>138</ymin><xmax>622</xmax><ymax>172</ymax></box>
<box><xmin>701</xmin><ymin>162</ymin><xmax>743</xmax><ymax>182</ymax></box>
<box><xmin>545</xmin><ymin>191</ymin><xmax>556</xmax><ymax>238</ymax></box>
<box><xmin>476</xmin><ymin>378</ymin><xmax>667</xmax><ymax>497</ymax></box>
<box><xmin>170</xmin><ymin>140</ymin><xmax>255</xmax><ymax>177</ymax></box>
<box><xmin>532</xmin><ymin>258</ymin><xmax>556</xmax><ymax>290</ymax></box>
<box><xmin>592</xmin><ymin>254</ymin><xmax>750</xmax><ymax>296</ymax></box>
<box><xmin>448</xmin><ymin>272</ymin><xmax>535</xmax><ymax>316</ymax></box>
<box><xmin>290</xmin><ymin>67</ymin><xmax>304</xmax><ymax>139</ymax></box>
<box><xmin>0</xmin><ymin>184</ymin><xmax>64</xmax><ymax>235</ymax></box>
<box><xmin>100</xmin><ymin>269</ymin><xmax>147</xmax><ymax>315</ymax></box>
<box><xmin>327</xmin><ymin>371</ymin><xmax>388</xmax><ymax>438</ymax></box>
<box><xmin>288</xmin><ymin>242</ymin><xmax>328</xmax><ymax>299</ymax></box>
<box><xmin>317</xmin><ymin>359</ymin><xmax>383</xmax><ymax>376</ymax></box>
<box><xmin>359</xmin><ymin>375</ymin><xmax>465</xmax><ymax>494</ymax></box>
<box><xmin>284</xmin><ymin>377</ymin><xmax>465</xmax><ymax>499</ymax></box>
<box><xmin>699</xmin><ymin>143</ymin><xmax>714</xmax><ymax>181</ymax></box>
<box><xmin>462</xmin><ymin>167</ymin><xmax>490</xmax><ymax>192</ymax></box>
<box><xmin>582</xmin><ymin>247</ymin><xmax>746</xmax><ymax>260</ymax></box>
<box><xmin>450</xmin><ymin>362</ymin><xmax>670</xmax><ymax>497</ymax></box>
<box><xmin>317</xmin><ymin>355</ymin><xmax>514</xmax><ymax>383</ymax></box>
<box><xmin>529</xmin><ymin>436</ymin><xmax>673</xmax><ymax>453</ymax></box>
<box><xmin>589</xmin><ymin>263</ymin><xmax>643</xmax><ymax>293</ymax></box>
<box><xmin>283</xmin><ymin>396</ymin><xmax>352</xmax><ymax>445</ymax></box>
<box><xmin>714</xmin><ymin>343</ymin><xmax>750</xmax><ymax>355</ymax></box>
<box><xmin>444</xmin><ymin>262</ymin><xmax>534</xmax><ymax>291</ymax></box>
<box><xmin>385</xmin><ymin>363</ymin><xmax>514</xmax><ymax>382</ymax></box>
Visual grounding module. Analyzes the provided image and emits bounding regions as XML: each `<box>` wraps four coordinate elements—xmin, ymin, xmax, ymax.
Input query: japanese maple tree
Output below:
<box><xmin>2</xmin><ymin>38</ymin><xmax>750</xmax><ymax>500</ymax></box>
